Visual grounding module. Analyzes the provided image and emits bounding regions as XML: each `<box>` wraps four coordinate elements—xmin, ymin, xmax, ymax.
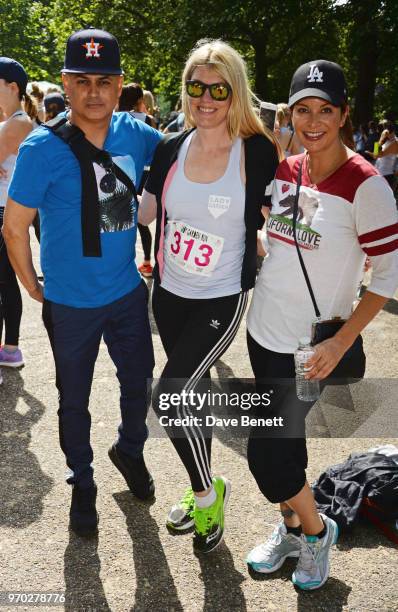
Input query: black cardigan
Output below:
<box><xmin>145</xmin><ymin>129</ymin><xmax>279</xmax><ymax>291</ymax></box>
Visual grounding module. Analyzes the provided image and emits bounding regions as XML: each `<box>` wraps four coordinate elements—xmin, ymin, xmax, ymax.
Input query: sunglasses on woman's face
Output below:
<box><xmin>185</xmin><ymin>80</ymin><xmax>231</xmax><ymax>101</ymax></box>
<box><xmin>96</xmin><ymin>150</ymin><xmax>117</xmax><ymax>193</ymax></box>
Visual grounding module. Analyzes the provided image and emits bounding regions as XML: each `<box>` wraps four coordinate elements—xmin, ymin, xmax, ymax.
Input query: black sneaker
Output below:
<box><xmin>69</xmin><ymin>483</ymin><xmax>99</xmax><ymax>537</ymax></box>
<box><xmin>108</xmin><ymin>443</ymin><xmax>155</xmax><ymax>500</ymax></box>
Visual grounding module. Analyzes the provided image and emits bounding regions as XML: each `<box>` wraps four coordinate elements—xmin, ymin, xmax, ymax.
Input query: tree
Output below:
<box><xmin>342</xmin><ymin>0</ymin><xmax>398</xmax><ymax>125</ymax></box>
<box><xmin>0</xmin><ymin>0</ymin><xmax>59</xmax><ymax>80</ymax></box>
<box><xmin>2</xmin><ymin>0</ymin><xmax>396</xmax><ymax>122</ymax></box>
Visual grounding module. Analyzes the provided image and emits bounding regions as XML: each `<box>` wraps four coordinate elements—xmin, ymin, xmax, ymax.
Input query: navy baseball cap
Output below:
<box><xmin>288</xmin><ymin>60</ymin><xmax>348</xmax><ymax>107</ymax></box>
<box><xmin>0</xmin><ymin>57</ymin><xmax>28</xmax><ymax>93</ymax></box>
<box><xmin>44</xmin><ymin>92</ymin><xmax>66</xmax><ymax>113</ymax></box>
<box><xmin>62</xmin><ymin>27</ymin><xmax>123</xmax><ymax>75</ymax></box>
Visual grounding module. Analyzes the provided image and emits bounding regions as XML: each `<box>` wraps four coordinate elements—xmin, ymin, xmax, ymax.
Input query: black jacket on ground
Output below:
<box><xmin>312</xmin><ymin>451</ymin><xmax>398</xmax><ymax>530</ymax></box>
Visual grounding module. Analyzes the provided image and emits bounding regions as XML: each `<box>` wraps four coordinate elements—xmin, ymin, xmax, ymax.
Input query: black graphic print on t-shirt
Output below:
<box><xmin>93</xmin><ymin>155</ymin><xmax>136</xmax><ymax>233</ymax></box>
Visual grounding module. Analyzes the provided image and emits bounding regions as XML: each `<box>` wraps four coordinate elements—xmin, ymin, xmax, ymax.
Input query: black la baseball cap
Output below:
<box><xmin>0</xmin><ymin>57</ymin><xmax>28</xmax><ymax>93</ymax></box>
<box><xmin>62</xmin><ymin>27</ymin><xmax>123</xmax><ymax>75</ymax></box>
<box><xmin>288</xmin><ymin>60</ymin><xmax>348</xmax><ymax>107</ymax></box>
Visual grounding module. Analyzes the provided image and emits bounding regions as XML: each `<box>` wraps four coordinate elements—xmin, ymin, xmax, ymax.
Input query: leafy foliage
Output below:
<box><xmin>1</xmin><ymin>0</ymin><xmax>396</xmax><ymax>122</ymax></box>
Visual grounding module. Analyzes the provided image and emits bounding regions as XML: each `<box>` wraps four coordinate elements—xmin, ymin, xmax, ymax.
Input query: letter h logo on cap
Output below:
<box><xmin>83</xmin><ymin>38</ymin><xmax>104</xmax><ymax>58</ymax></box>
<box><xmin>62</xmin><ymin>27</ymin><xmax>123</xmax><ymax>75</ymax></box>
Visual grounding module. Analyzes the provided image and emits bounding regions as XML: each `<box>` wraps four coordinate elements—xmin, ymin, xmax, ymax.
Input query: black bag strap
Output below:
<box><xmin>44</xmin><ymin>117</ymin><xmax>139</xmax><ymax>257</ymax></box>
<box><xmin>292</xmin><ymin>158</ymin><xmax>321</xmax><ymax>318</ymax></box>
<box><xmin>286</xmin><ymin>129</ymin><xmax>294</xmax><ymax>152</ymax></box>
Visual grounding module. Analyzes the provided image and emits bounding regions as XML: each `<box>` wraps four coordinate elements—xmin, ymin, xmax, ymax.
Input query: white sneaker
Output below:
<box><xmin>246</xmin><ymin>521</ymin><xmax>301</xmax><ymax>573</ymax></box>
<box><xmin>292</xmin><ymin>513</ymin><xmax>339</xmax><ymax>590</ymax></box>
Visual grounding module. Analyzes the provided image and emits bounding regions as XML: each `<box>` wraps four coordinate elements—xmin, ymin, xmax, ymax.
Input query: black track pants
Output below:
<box><xmin>152</xmin><ymin>283</ymin><xmax>248</xmax><ymax>492</ymax></box>
<box><xmin>0</xmin><ymin>208</ymin><xmax>23</xmax><ymax>345</ymax></box>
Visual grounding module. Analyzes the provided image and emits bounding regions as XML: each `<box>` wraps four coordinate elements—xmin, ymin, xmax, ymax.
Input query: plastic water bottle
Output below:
<box><xmin>294</xmin><ymin>337</ymin><xmax>320</xmax><ymax>402</ymax></box>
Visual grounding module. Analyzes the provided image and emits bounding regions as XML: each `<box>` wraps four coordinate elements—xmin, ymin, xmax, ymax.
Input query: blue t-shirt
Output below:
<box><xmin>9</xmin><ymin>112</ymin><xmax>162</xmax><ymax>307</ymax></box>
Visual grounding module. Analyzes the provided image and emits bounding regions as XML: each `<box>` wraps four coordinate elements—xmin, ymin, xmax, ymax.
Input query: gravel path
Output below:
<box><xmin>0</xmin><ymin>233</ymin><xmax>397</xmax><ymax>611</ymax></box>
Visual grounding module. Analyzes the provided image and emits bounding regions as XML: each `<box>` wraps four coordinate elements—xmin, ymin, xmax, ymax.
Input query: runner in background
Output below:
<box><xmin>140</xmin><ymin>39</ymin><xmax>281</xmax><ymax>554</ymax></box>
<box><xmin>0</xmin><ymin>58</ymin><xmax>35</xmax><ymax>374</ymax></box>
<box><xmin>374</xmin><ymin>121</ymin><xmax>397</xmax><ymax>189</ymax></box>
<box><xmin>29</xmin><ymin>82</ymin><xmax>45</xmax><ymax>123</ymax></box>
<box><xmin>118</xmin><ymin>83</ymin><xmax>156</xmax><ymax>278</ymax></box>
<box><xmin>275</xmin><ymin>102</ymin><xmax>303</xmax><ymax>157</ymax></box>
<box><xmin>143</xmin><ymin>89</ymin><xmax>160</xmax><ymax>128</ymax></box>
<box><xmin>43</xmin><ymin>92</ymin><xmax>66</xmax><ymax>121</ymax></box>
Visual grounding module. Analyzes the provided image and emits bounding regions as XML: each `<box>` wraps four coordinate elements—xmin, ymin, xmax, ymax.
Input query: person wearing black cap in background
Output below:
<box><xmin>245</xmin><ymin>60</ymin><xmax>398</xmax><ymax>589</ymax></box>
<box><xmin>43</xmin><ymin>92</ymin><xmax>66</xmax><ymax>120</ymax></box>
<box><xmin>3</xmin><ymin>28</ymin><xmax>162</xmax><ymax>536</ymax></box>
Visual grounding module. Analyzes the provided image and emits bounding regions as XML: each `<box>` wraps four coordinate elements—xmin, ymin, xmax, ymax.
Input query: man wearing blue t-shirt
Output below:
<box><xmin>3</xmin><ymin>28</ymin><xmax>162</xmax><ymax>536</ymax></box>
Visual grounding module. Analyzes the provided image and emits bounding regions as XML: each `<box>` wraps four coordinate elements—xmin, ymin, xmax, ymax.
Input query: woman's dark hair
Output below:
<box><xmin>340</xmin><ymin>103</ymin><xmax>354</xmax><ymax>150</ymax></box>
<box><xmin>118</xmin><ymin>83</ymin><xmax>143</xmax><ymax>111</ymax></box>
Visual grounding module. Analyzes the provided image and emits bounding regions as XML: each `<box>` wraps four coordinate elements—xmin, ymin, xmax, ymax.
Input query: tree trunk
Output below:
<box><xmin>352</xmin><ymin>34</ymin><xmax>378</xmax><ymax>125</ymax></box>
<box><xmin>352</xmin><ymin>0</ymin><xmax>380</xmax><ymax>126</ymax></box>
<box><xmin>252</xmin><ymin>33</ymin><xmax>269</xmax><ymax>101</ymax></box>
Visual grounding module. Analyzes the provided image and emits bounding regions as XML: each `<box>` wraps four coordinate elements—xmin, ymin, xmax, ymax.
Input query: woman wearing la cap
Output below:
<box><xmin>245</xmin><ymin>60</ymin><xmax>398</xmax><ymax>589</ymax></box>
<box><xmin>139</xmin><ymin>39</ymin><xmax>281</xmax><ymax>554</ymax></box>
<box><xmin>0</xmin><ymin>57</ymin><xmax>36</xmax><ymax>374</ymax></box>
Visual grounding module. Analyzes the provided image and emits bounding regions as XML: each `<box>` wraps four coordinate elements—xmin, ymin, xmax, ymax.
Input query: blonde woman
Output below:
<box><xmin>143</xmin><ymin>89</ymin><xmax>159</xmax><ymax>128</ymax></box>
<box><xmin>140</xmin><ymin>39</ymin><xmax>281</xmax><ymax>553</ymax></box>
<box><xmin>275</xmin><ymin>102</ymin><xmax>303</xmax><ymax>156</ymax></box>
<box><xmin>0</xmin><ymin>58</ymin><xmax>36</xmax><ymax>371</ymax></box>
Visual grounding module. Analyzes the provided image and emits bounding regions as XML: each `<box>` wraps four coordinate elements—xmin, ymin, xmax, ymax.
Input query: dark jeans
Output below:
<box><xmin>42</xmin><ymin>282</ymin><xmax>154</xmax><ymax>488</ymax></box>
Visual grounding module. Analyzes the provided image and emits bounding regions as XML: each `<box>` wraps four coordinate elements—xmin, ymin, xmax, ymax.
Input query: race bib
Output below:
<box><xmin>165</xmin><ymin>221</ymin><xmax>224</xmax><ymax>276</ymax></box>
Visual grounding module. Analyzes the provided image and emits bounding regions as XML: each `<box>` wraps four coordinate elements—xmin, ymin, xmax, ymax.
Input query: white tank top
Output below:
<box><xmin>0</xmin><ymin>110</ymin><xmax>27</xmax><ymax>207</ymax></box>
<box><xmin>376</xmin><ymin>137</ymin><xmax>397</xmax><ymax>176</ymax></box>
<box><xmin>161</xmin><ymin>131</ymin><xmax>246</xmax><ymax>298</ymax></box>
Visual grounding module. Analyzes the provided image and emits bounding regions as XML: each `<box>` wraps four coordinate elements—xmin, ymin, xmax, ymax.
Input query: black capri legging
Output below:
<box><xmin>246</xmin><ymin>331</ymin><xmax>315</xmax><ymax>504</ymax></box>
<box><xmin>152</xmin><ymin>283</ymin><xmax>248</xmax><ymax>492</ymax></box>
<box><xmin>0</xmin><ymin>208</ymin><xmax>23</xmax><ymax>346</ymax></box>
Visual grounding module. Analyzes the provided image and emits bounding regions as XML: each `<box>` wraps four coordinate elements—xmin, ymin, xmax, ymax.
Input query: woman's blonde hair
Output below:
<box><xmin>22</xmin><ymin>92</ymin><xmax>39</xmax><ymax>121</ymax></box>
<box><xmin>181</xmin><ymin>39</ymin><xmax>282</xmax><ymax>156</ymax></box>
<box><xmin>276</xmin><ymin>103</ymin><xmax>291</xmax><ymax>127</ymax></box>
<box><xmin>143</xmin><ymin>90</ymin><xmax>155</xmax><ymax>115</ymax></box>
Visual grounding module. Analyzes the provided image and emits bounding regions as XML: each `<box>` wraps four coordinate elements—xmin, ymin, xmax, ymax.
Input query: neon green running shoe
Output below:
<box><xmin>193</xmin><ymin>476</ymin><xmax>231</xmax><ymax>554</ymax></box>
<box><xmin>166</xmin><ymin>486</ymin><xmax>195</xmax><ymax>532</ymax></box>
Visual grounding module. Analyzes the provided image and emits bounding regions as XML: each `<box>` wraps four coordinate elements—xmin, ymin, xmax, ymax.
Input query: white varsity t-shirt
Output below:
<box><xmin>247</xmin><ymin>153</ymin><xmax>398</xmax><ymax>353</ymax></box>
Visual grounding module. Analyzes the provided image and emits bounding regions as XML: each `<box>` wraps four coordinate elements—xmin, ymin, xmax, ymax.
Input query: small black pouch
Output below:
<box><xmin>311</xmin><ymin>318</ymin><xmax>365</xmax><ymax>381</ymax></box>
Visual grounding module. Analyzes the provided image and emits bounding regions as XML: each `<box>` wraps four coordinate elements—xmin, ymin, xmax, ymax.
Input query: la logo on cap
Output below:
<box><xmin>82</xmin><ymin>38</ymin><xmax>104</xmax><ymax>58</ymax></box>
<box><xmin>307</xmin><ymin>64</ymin><xmax>323</xmax><ymax>83</ymax></box>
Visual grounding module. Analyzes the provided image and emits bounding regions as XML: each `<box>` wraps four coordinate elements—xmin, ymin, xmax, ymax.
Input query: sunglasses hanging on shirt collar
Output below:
<box><xmin>44</xmin><ymin>116</ymin><xmax>139</xmax><ymax>258</ymax></box>
<box><xmin>95</xmin><ymin>150</ymin><xmax>117</xmax><ymax>193</ymax></box>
